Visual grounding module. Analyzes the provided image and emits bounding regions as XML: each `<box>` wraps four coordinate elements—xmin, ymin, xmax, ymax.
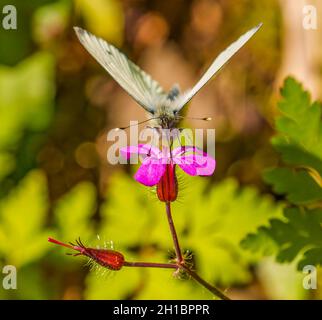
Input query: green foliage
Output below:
<box><xmin>32</xmin><ymin>0</ymin><xmax>72</xmax><ymax>45</ymax></box>
<box><xmin>55</xmin><ymin>181</ymin><xmax>97</xmax><ymax>240</ymax></box>
<box><xmin>0</xmin><ymin>52</ymin><xmax>55</xmax><ymax>187</ymax></box>
<box><xmin>0</xmin><ymin>24</ymin><xmax>57</xmax><ymax>297</ymax></box>
<box><xmin>75</xmin><ymin>0</ymin><xmax>124</xmax><ymax>45</ymax></box>
<box><xmin>0</xmin><ymin>52</ymin><xmax>55</xmax><ymax>148</ymax></box>
<box><xmin>0</xmin><ymin>170</ymin><xmax>51</xmax><ymax>267</ymax></box>
<box><xmin>85</xmin><ymin>172</ymin><xmax>281</xmax><ymax>299</ymax></box>
<box><xmin>264</xmin><ymin>168</ymin><xmax>322</xmax><ymax>204</ymax></box>
<box><xmin>0</xmin><ymin>0</ymin><xmax>55</xmax><ymax>65</ymax></box>
<box><xmin>242</xmin><ymin>77</ymin><xmax>322</xmax><ymax>270</ymax></box>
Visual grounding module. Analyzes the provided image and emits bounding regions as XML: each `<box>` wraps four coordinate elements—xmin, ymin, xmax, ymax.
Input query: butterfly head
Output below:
<box><xmin>154</xmin><ymin>104</ymin><xmax>179</xmax><ymax>129</ymax></box>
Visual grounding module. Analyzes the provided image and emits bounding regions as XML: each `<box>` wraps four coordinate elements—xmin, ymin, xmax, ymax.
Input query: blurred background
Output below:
<box><xmin>0</xmin><ymin>0</ymin><xmax>321</xmax><ymax>299</ymax></box>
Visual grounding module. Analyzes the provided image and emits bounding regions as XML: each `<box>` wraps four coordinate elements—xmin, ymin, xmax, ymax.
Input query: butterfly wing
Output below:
<box><xmin>173</xmin><ymin>23</ymin><xmax>262</xmax><ymax>112</ymax></box>
<box><xmin>74</xmin><ymin>27</ymin><xmax>166</xmax><ymax>114</ymax></box>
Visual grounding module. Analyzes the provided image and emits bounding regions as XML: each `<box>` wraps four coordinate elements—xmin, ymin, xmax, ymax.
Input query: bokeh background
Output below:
<box><xmin>0</xmin><ymin>0</ymin><xmax>321</xmax><ymax>299</ymax></box>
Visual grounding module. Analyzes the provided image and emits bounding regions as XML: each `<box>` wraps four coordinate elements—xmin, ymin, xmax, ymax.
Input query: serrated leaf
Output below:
<box><xmin>243</xmin><ymin>78</ymin><xmax>322</xmax><ymax>271</ymax></box>
<box><xmin>264</xmin><ymin>77</ymin><xmax>322</xmax><ymax>203</ymax></box>
<box><xmin>264</xmin><ymin>167</ymin><xmax>322</xmax><ymax>204</ymax></box>
<box><xmin>244</xmin><ymin>206</ymin><xmax>322</xmax><ymax>270</ymax></box>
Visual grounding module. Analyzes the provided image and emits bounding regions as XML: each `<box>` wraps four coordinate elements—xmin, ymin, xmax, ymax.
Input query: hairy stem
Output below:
<box><xmin>180</xmin><ymin>264</ymin><xmax>230</xmax><ymax>300</ymax></box>
<box><xmin>124</xmin><ymin>260</ymin><xmax>230</xmax><ymax>300</ymax></box>
<box><xmin>165</xmin><ymin>201</ymin><xmax>184</xmax><ymax>263</ymax></box>
<box><xmin>124</xmin><ymin>261</ymin><xmax>177</xmax><ymax>269</ymax></box>
<box><xmin>163</xmin><ymin>202</ymin><xmax>230</xmax><ymax>300</ymax></box>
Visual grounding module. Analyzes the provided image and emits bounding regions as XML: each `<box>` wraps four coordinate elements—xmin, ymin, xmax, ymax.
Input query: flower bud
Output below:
<box><xmin>157</xmin><ymin>164</ymin><xmax>178</xmax><ymax>202</ymax></box>
<box><xmin>84</xmin><ymin>247</ymin><xmax>124</xmax><ymax>270</ymax></box>
<box><xmin>48</xmin><ymin>237</ymin><xmax>124</xmax><ymax>270</ymax></box>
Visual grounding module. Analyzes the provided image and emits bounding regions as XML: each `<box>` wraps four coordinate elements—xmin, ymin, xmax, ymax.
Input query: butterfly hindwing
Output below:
<box><xmin>74</xmin><ymin>27</ymin><xmax>166</xmax><ymax>113</ymax></box>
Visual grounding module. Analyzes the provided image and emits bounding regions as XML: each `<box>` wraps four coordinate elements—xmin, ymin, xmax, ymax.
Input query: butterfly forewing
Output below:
<box><xmin>173</xmin><ymin>23</ymin><xmax>262</xmax><ymax>112</ymax></box>
<box><xmin>74</xmin><ymin>27</ymin><xmax>166</xmax><ymax>114</ymax></box>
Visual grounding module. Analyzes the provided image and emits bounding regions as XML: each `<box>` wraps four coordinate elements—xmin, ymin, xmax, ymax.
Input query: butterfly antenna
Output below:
<box><xmin>177</xmin><ymin>116</ymin><xmax>212</xmax><ymax>121</ymax></box>
<box><xmin>116</xmin><ymin>117</ymin><xmax>160</xmax><ymax>130</ymax></box>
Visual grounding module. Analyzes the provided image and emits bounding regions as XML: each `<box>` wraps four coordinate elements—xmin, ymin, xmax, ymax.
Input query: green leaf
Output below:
<box><xmin>0</xmin><ymin>51</ymin><xmax>55</xmax><ymax>193</ymax></box>
<box><xmin>244</xmin><ymin>207</ymin><xmax>322</xmax><ymax>270</ymax></box>
<box><xmin>264</xmin><ymin>167</ymin><xmax>322</xmax><ymax>204</ymax></box>
<box><xmin>0</xmin><ymin>152</ymin><xmax>15</xmax><ymax>182</ymax></box>
<box><xmin>276</xmin><ymin>78</ymin><xmax>322</xmax><ymax>160</ymax></box>
<box><xmin>0</xmin><ymin>170</ymin><xmax>51</xmax><ymax>267</ymax></box>
<box><xmin>265</xmin><ymin>77</ymin><xmax>322</xmax><ymax>201</ymax></box>
<box><xmin>180</xmin><ymin>177</ymin><xmax>282</xmax><ymax>285</ymax></box>
<box><xmin>0</xmin><ymin>52</ymin><xmax>55</xmax><ymax>149</ymax></box>
<box><xmin>243</xmin><ymin>77</ymin><xmax>322</xmax><ymax>270</ymax></box>
<box><xmin>55</xmin><ymin>181</ymin><xmax>97</xmax><ymax>241</ymax></box>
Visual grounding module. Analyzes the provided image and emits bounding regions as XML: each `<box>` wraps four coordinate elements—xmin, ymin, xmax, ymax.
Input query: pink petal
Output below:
<box><xmin>173</xmin><ymin>154</ymin><xmax>216</xmax><ymax>176</ymax></box>
<box><xmin>134</xmin><ymin>157</ymin><xmax>166</xmax><ymax>186</ymax></box>
<box><xmin>172</xmin><ymin>146</ymin><xmax>208</xmax><ymax>157</ymax></box>
<box><xmin>120</xmin><ymin>144</ymin><xmax>161</xmax><ymax>159</ymax></box>
<box><xmin>177</xmin><ymin>162</ymin><xmax>197</xmax><ymax>175</ymax></box>
<box><xmin>172</xmin><ymin>146</ymin><xmax>185</xmax><ymax>157</ymax></box>
<box><xmin>195</xmin><ymin>155</ymin><xmax>216</xmax><ymax>175</ymax></box>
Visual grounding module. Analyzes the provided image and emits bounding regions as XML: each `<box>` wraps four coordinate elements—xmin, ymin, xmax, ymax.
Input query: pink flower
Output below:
<box><xmin>120</xmin><ymin>144</ymin><xmax>216</xmax><ymax>187</ymax></box>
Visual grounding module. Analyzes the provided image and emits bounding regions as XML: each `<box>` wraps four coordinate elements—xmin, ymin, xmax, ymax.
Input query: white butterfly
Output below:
<box><xmin>74</xmin><ymin>23</ymin><xmax>262</xmax><ymax>129</ymax></box>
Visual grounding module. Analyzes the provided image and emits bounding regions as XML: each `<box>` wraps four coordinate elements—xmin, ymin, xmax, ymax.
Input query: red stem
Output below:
<box><xmin>165</xmin><ymin>202</ymin><xmax>184</xmax><ymax>263</ymax></box>
<box><xmin>180</xmin><ymin>265</ymin><xmax>230</xmax><ymax>300</ymax></box>
<box><xmin>124</xmin><ymin>261</ymin><xmax>177</xmax><ymax>269</ymax></box>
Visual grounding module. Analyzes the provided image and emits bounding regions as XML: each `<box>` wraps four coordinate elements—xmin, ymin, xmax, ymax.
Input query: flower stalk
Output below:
<box><xmin>180</xmin><ymin>264</ymin><xmax>230</xmax><ymax>300</ymax></box>
<box><xmin>165</xmin><ymin>201</ymin><xmax>183</xmax><ymax>263</ymax></box>
<box><xmin>163</xmin><ymin>202</ymin><xmax>230</xmax><ymax>300</ymax></box>
<box><xmin>123</xmin><ymin>261</ymin><xmax>177</xmax><ymax>269</ymax></box>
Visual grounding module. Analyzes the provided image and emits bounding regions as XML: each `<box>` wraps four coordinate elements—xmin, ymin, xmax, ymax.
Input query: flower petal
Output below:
<box><xmin>194</xmin><ymin>154</ymin><xmax>216</xmax><ymax>175</ymax></box>
<box><xmin>174</xmin><ymin>154</ymin><xmax>216</xmax><ymax>176</ymax></box>
<box><xmin>120</xmin><ymin>144</ymin><xmax>161</xmax><ymax>159</ymax></box>
<box><xmin>172</xmin><ymin>146</ymin><xmax>207</xmax><ymax>157</ymax></box>
<box><xmin>134</xmin><ymin>158</ymin><xmax>166</xmax><ymax>186</ymax></box>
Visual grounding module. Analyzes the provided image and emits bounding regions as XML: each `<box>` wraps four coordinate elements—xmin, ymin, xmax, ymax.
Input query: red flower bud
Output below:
<box><xmin>48</xmin><ymin>237</ymin><xmax>124</xmax><ymax>270</ymax></box>
<box><xmin>157</xmin><ymin>163</ymin><xmax>178</xmax><ymax>202</ymax></box>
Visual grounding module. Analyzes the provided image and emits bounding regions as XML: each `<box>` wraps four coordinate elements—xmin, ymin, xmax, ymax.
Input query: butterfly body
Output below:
<box><xmin>153</xmin><ymin>101</ymin><xmax>178</xmax><ymax>129</ymax></box>
<box><xmin>74</xmin><ymin>24</ymin><xmax>262</xmax><ymax>129</ymax></box>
